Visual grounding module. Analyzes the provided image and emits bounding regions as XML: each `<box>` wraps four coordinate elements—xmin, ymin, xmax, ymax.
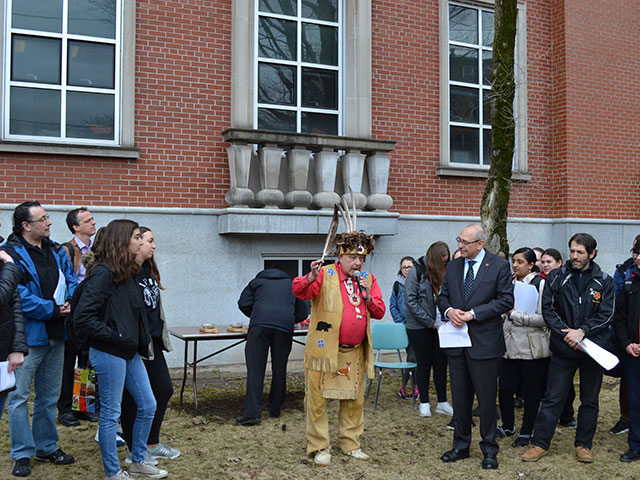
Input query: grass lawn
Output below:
<box><xmin>0</xmin><ymin>363</ymin><xmax>634</xmax><ymax>479</ymax></box>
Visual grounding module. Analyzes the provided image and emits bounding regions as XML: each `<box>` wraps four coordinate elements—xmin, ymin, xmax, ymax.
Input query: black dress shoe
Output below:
<box><xmin>74</xmin><ymin>411</ymin><xmax>99</xmax><ymax>422</ymax></box>
<box><xmin>620</xmin><ymin>449</ymin><xmax>640</xmax><ymax>462</ymax></box>
<box><xmin>482</xmin><ymin>453</ymin><xmax>499</xmax><ymax>469</ymax></box>
<box><xmin>57</xmin><ymin>412</ymin><xmax>80</xmax><ymax>427</ymax></box>
<box><xmin>441</xmin><ymin>448</ymin><xmax>470</xmax><ymax>463</ymax></box>
<box><xmin>234</xmin><ymin>416</ymin><xmax>261</xmax><ymax>426</ymax></box>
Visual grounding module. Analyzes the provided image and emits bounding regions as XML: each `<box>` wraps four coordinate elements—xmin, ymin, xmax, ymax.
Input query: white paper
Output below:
<box><xmin>438</xmin><ymin>321</ymin><xmax>472</xmax><ymax>348</ymax></box>
<box><xmin>53</xmin><ymin>269</ymin><xmax>66</xmax><ymax>306</ymax></box>
<box><xmin>0</xmin><ymin>361</ymin><xmax>16</xmax><ymax>392</ymax></box>
<box><xmin>578</xmin><ymin>338</ymin><xmax>620</xmax><ymax>371</ymax></box>
<box><xmin>513</xmin><ymin>281</ymin><xmax>539</xmax><ymax>314</ymax></box>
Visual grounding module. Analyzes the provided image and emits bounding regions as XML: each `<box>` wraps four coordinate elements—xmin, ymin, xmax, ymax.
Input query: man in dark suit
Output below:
<box><xmin>437</xmin><ymin>224</ymin><xmax>514</xmax><ymax>470</ymax></box>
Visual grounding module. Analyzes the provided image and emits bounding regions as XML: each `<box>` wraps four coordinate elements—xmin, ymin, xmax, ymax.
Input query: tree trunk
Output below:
<box><xmin>480</xmin><ymin>0</ymin><xmax>518</xmax><ymax>258</ymax></box>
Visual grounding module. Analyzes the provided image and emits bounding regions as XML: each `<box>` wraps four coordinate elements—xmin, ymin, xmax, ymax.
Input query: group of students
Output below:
<box><xmin>0</xmin><ymin>211</ymin><xmax>179</xmax><ymax>480</ymax></box>
<box><xmin>388</xmin><ymin>241</ymin><xmax>636</xmax><ymax>457</ymax></box>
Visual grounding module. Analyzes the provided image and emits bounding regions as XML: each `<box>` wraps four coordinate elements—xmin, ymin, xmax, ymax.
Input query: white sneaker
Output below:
<box><xmin>313</xmin><ymin>447</ymin><xmax>331</xmax><ymax>466</ymax></box>
<box><xmin>128</xmin><ymin>461</ymin><xmax>168</xmax><ymax>478</ymax></box>
<box><xmin>125</xmin><ymin>450</ymin><xmax>158</xmax><ymax>466</ymax></box>
<box><xmin>345</xmin><ymin>448</ymin><xmax>370</xmax><ymax>461</ymax></box>
<box><xmin>105</xmin><ymin>470</ymin><xmax>130</xmax><ymax>480</ymax></box>
<box><xmin>148</xmin><ymin>443</ymin><xmax>181</xmax><ymax>460</ymax></box>
<box><xmin>419</xmin><ymin>403</ymin><xmax>432</xmax><ymax>417</ymax></box>
<box><xmin>436</xmin><ymin>401</ymin><xmax>454</xmax><ymax>416</ymax></box>
<box><xmin>95</xmin><ymin>429</ymin><xmax>126</xmax><ymax>447</ymax></box>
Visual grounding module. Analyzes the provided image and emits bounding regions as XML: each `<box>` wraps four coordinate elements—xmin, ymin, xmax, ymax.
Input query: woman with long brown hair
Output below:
<box><xmin>405</xmin><ymin>241</ymin><xmax>453</xmax><ymax>417</ymax></box>
<box><xmin>74</xmin><ymin>220</ymin><xmax>167</xmax><ymax>479</ymax></box>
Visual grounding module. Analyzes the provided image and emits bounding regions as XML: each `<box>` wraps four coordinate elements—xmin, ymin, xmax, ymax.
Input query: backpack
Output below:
<box><xmin>61</xmin><ymin>242</ymin><xmax>75</xmax><ymax>264</ymax></box>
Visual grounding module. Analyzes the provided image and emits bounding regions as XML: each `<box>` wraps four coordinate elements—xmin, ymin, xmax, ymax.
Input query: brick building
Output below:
<box><xmin>0</xmin><ymin>0</ymin><xmax>638</xmax><ymax>366</ymax></box>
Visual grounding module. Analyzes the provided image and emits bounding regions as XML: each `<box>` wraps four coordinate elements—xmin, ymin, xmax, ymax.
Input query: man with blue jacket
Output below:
<box><xmin>3</xmin><ymin>201</ymin><xmax>78</xmax><ymax>478</ymax></box>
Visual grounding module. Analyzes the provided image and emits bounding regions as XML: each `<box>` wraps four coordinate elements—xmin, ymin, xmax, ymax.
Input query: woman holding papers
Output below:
<box><xmin>498</xmin><ymin>247</ymin><xmax>551</xmax><ymax>447</ymax></box>
<box><xmin>405</xmin><ymin>242</ymin><xmax>453</xmax><ymax>418</ymax></box>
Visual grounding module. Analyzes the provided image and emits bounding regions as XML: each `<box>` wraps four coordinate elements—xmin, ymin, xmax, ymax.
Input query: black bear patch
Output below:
<box><xmin>316</xmin><ymin>321</ymin><xmax>333</xmax><ymax>332</ymax></box>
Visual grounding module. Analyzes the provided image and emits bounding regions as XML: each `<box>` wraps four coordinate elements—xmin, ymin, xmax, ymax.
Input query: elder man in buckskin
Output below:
<box><xmin>292</xmin><ymin>225</ymin><xmax>385</xmax><ymax>467</ymax></box>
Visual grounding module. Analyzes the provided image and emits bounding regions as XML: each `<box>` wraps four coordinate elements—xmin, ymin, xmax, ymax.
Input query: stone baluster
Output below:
<box><xmin>284</xmin><ymin>147</ymin><xmax>313</xmax><ymax>209</ymax></box>
<box><xmin>365</xmin><ymin>152</ymin><xmax>393</xmax><ymax>211</ymax></box>
<box><xmin>255</xmin><ymin>144</ymin><xmax>285</xmax><ymax>208</ymax></box>
<box><xmin>340</xmin><ymin>151</ymin><xmax>367</xmax><ymax>210</ymax></box>
<box><xmin>311</xmin><ymin>149</ymin><xmax>340</xmax><ymax>210</ymax></box>
<box><xmin>225</xmin><ymin>143</ymin><xmax>254</xmax><ymax>207</ymax></box>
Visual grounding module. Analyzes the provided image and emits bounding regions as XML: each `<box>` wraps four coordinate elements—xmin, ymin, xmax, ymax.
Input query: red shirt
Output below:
<box><xmin>292</xmin><ymin>263</ymin><xmax>385</xmax><ymax>345</ymax></box>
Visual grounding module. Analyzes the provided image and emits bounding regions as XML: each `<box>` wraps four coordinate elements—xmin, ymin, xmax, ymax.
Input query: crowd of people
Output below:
<box><xmin>2</xmin><ymin>199</ymin><xmax>639</xmax><ymax>475</ymax></box>
<box><xmin>0</xmin><ymin>202</ymin><xmax>178</xmax><ymax>479</ymax></box>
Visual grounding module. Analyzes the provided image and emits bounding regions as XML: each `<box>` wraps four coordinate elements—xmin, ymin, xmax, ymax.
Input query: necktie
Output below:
<box><xmin>464</xmin><ymin>260</ymin><xmax>476</xmax><ymax>300</ymax></box>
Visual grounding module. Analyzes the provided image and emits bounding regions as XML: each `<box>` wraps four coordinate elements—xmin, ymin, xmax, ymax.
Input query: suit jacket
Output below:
<box><xmin>437</xmin><ymin>250</ymin><xmax>514</xmax><ymax>360</ymax></box>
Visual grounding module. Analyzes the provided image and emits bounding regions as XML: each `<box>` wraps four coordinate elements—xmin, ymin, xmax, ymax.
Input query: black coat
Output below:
<box><xmin>74</xmin><ymin>264</ymin><xmax>151</xmax><ymax>360</ymax></box>
<box><xmin>613</xmin><ymin>271</ymin><xmax>640</xmax><ymax>351</ymax></box>
<box><xmin>542</xmin><ymin>261</ymin><xmax>614</xmax><ymax>358</ymax></box>
<box><xmin>0</xmin><ymin>262</ymin><xmax>28</xmax><ymax>360</ymax></box>
<box><xmin>238</xmin><ymin>269</ymin><xmax>309</xmax><ymax>333</ymax></box>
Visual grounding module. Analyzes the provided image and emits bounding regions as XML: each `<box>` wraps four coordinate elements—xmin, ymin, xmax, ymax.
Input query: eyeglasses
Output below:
<box><xmin>400</xmin><ymin>266</ymin><xmax>413</xmax><ymax>270</ymax></box>
<box><xmin>456</xmin><ymin>236</ymin><xmax>481</xmax><ymax>246</ymax></box>
<box><xmin>631</xmin><ymin>249</ymin><xmax>640</xmax><ymax>258</ymax></box>
<box><xmin>28</xmin><ymin>214</ymin><xmax>50</xmax><ymax>224</ymax></box>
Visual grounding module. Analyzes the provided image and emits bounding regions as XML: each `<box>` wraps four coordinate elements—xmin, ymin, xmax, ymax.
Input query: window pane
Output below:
<box><xmin>450</xmin><ymin>86</ymin><xmax>479</xmax><ymax>123</ymax></box>
<box><xmin>483</xmin><ymin>90</ymin><xmax>492</xmax><ymax>125</ymax></box>
<box><xmin>68</xmin><ymin>41</ymin><xmax>115</xmax><ymax>88</ymax></box>
<box><xmin>12</xmin><ymin>35</ymin><xmax>61</xmax><ymax>84</ymax></box>
<box><xmin>482</xmin><ymin>11</ymin><xmax>494</xmax><ymax>47</ymax></box>
<box><xmin>258</xmin><ymin>108</ymin><xmax>296</xmax><ymax>132</ymax></box>
<box><xmin>450</xmin><ymin>126</ymin><xmax>479</xmax><ymax>165</ymax></box>
<box><xmin>482</xmin><ymin>50</ymin><xmax>492</xmax><ymax>85</ymax></box>
<box><xmin>258</xmin><ymin>63</ymin><xmax>295</xmax><ymax>105</ymax></box>
<box><xmin>259</xmin><ymin>0</ymin><xmax>296</xmax><ymax>16</ymax></box>
<box><xmin>302</xmin><ymin>68</ymin><xmax>337</xmax><ymax>109</ymax></box>
<box><xmin>302</xmin><ymin>0</ymin><xmax>338</xmax><ymax>22</ymax></box>
<box><xmin>483</xmin><ymin>129</ymin><xmax>492</xmax><ymax>165</ymax></box>
<box><xmin>10</xmin><ymin>87</ymin><xmax>61</xmax><ymax>136</ymax></box>
<box><xmin>66</xmin><ymin>91</ymin><xmax>114</xmax><ymax>140</ymax></box>
<box><xmin>449</xmin><ymin>46</ymin><xmax>478</xmax><ymax>83</ymax></box>
<box><xmin>302</xmin><ymin>23</ymin><xmax>338</xmax><ymax>65</ymax></box>
<box><xmin>301</xmin><ymin>112</ymin><xmax>338</xmax><ymax>135</ymax></box>
<box><xmin>12</xmin><ymin>0</ymin><xmax>62</xmax><ymax>32</ymax></box>
<box><xmin>68</xmin><ymin>0</ymin><xmax>116</xmax><ymax>39</ymax></box>
<box><xmin>258</xmin><ymin>17</ymin><xmax>296</xmax><ymax>61</ymax></box>
<box><xmin>449</xmin><ymin>5</ymin><xmax>477</xmax><ymax>44</ymax></box>
<box><xmin>263</xmin><ymin>259</ymin><xmax>298</xmax><ymax>279</ymax></box>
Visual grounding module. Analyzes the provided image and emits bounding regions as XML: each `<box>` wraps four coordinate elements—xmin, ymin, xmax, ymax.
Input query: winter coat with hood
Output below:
<box><xmin>404</xmin><ymin>256</ymin><xmax>440</xmax><ymax>330</ymax></box>
<box><xmin>542</xmin><ymin>260</ymin><xmax>615</xmax><ymax>359</ymax></box>
<box><xmin>238</xmin><ymin>268</ymin><xmax>309</xmax><ymax>333</ymax></box>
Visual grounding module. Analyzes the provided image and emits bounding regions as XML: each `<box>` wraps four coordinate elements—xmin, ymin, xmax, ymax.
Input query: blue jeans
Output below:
<box><xmin>8</xmin><ymin>339</ymin><xmax>64</xmax><ymax>460</ymax></box>
<box><xmin>90</xmin><ymin>348</ymin><xmax>156</xmax><ymax>477</ymax></box>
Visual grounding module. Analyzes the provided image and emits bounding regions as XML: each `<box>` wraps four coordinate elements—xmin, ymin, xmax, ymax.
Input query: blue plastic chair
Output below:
<box><xmin>366</xmin><ymin>322</ymin><xmax>417</xmax><ymax>410</ymax></box>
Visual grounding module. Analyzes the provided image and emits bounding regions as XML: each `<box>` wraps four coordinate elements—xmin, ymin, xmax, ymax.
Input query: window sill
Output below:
<box><xmin>0</xmin><ymin>141</ymin><xmax>140</xmax><ymax>159</ymax></box>
<box><xmin>436</xmin><ymin>166</ymin><xmax>531</xmax><ymax>182</ymax></box>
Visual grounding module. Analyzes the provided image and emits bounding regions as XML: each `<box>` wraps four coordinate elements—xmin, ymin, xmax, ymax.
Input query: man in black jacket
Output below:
<box><xmin>235</xmin><ymin>267</ymin><xmax>309</xmax><ymax>425</ymax></box>
<box><xmin>613</xmin><ymin>246</ymin><xmax>640</xmax><ymax>462</ymax></box>
<box><xmin>523</xmin><ymin>233</ymin><xmax>614</xmax><ymax>464</ymax></box>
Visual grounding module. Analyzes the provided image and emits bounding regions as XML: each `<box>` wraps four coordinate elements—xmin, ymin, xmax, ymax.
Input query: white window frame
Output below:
<box><xmin>438</xmin><ymin>0</ymin><xmax>529</xmax><ymax>180</ymax></box>
<box><xmin>231</xmin><ymin>0</ymin><xmax>371</xmax><ymax>138</ymax></box>
<box><xmin>0</xmin><ymin>0</ymin><xmax>138</xmax><ymax>157</ymax></box>
<box><xmin>254</xmin><ymin>0</ymin><xmax>343</xmax><ymax>135</ymax></box>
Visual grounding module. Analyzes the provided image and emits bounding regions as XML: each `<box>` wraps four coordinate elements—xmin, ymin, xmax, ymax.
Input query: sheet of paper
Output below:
<box><xmin>53</xmin><ymin>269</ymin><xmax>66</xmax><ymax>306</ymax></box>
<box><xmin>513</xmin><ymin>281</ymin><xmax>539</xmax><ymax>314</ymax></box>
<box><xmin>0</xmin><ymin>361</ymin><xmax>16</xmax><ymax>393</ymax></box>
<box><xmin>579</xmin><ymin>338</ymin><xmax>620</xmax><ymax>370</ymax></box>
<box><xmin>438</xmin><ymin>321</ymin><xmax>472</xmax><ymax>348</ymax></box>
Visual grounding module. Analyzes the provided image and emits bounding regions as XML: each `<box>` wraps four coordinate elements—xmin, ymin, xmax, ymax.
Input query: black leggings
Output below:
<box><xmin>407</xmin><ymin>327</ymin><xmax>447</xmax><ymax>403</ymax></box>
<box><xmin>121</xmin><ymin>337</ymin><xmax>174</xmax><ymax>447</ymax></box>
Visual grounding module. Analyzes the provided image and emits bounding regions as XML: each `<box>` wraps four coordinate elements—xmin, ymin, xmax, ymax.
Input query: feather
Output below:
<box><xmin>341</xmin><ymin>196</ymin><xmax>353</xmax><ymax>231</ymax></box>
<box><xmin>349</xmin><ymin>186</ymin><xmax>357</xmax><ymax>231</ymax></box>
<box><xmin>337</xmin><ymin>203</ymin><xmax>350</xmax><ymax>232</ymax></box>
<box><xmin>321</xmin><ymin>205</ymin><xmax>340</xmax><ymax>261</ymax></box>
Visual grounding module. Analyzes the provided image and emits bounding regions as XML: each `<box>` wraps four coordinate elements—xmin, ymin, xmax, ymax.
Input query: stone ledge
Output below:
<box><xmin>216</xmin><ymin>208</ymin><xmax>399</xmax><ymax>236</ymax></box>
<box><xmin>436</xmin><ymin>166</ymin><xmax>532</xmax><ymax>182</ymax></box>
<box><xmin>0</xmin><ymin>141</ymin><xmax>140</xmax><ymax>159</ymax></box>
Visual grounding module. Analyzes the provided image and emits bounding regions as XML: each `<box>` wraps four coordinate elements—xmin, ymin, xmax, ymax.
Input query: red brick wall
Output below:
<box><xmin>1</xmin><ymin>0</ymin><xmax>637</xmax><ymax>220</ymax></box>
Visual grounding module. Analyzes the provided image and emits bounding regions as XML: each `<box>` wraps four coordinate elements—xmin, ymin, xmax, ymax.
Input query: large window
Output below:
<box><xmin>448</xmin><ymin>3</ymin><xmax>494</xmax><ymax>166</ymax></box>
<box><xmin>3</xmin><ymin>0</ymin><xmax>121</xmax><ymax>145</ymax></box>
<box><xmin>255</xmin><ymin>0</ymin><xmax>342</xmax><ymax>135</ymax></box>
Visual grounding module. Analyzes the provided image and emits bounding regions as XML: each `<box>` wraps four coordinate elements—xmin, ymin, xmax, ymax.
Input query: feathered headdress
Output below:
<box><xmin>321</xmin><ymin>188</ymin><xmax>375</xmax><ymax>257</ymax></box>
